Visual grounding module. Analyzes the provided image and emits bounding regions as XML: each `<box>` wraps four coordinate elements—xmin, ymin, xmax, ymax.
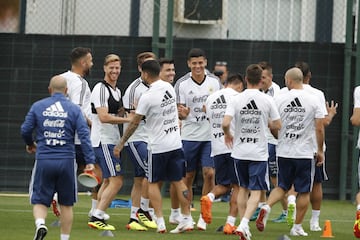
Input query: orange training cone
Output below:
<box><xmin>321</xmin><ymin>220</ymin><xmax>334</xmax><ymax>238</ymax></box>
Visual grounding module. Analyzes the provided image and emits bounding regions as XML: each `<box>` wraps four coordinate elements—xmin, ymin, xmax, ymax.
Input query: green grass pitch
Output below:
<box><xmin>0</xmin><ymin>193</ymin><xmax>356</xmax><ymax>239</ymax></box>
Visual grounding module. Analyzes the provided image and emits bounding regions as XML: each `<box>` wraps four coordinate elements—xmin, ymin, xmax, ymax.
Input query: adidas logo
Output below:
<box><xmin>284</xmin><ymin>97</ymin><xmax>305</xmax><ymax>112</ymax></box>
<box><xmin>188</xmin><ymin>90</ymin><xmax>194</xmax><ymax>95</ymax></box>
<box><xmin>42</xmin><ymin>101</ymin><xmax>68</xmax><ymax>117</ymax></box>
<box><xmin>240</xmin><ymin>100</ymin><xmax>261</xmax><ymax>115</ymax></box>
<box><xmin>211</xmin><ymin>94</ymin><xmax>226</xmax><ymax>109</ymax></box>
<box><xmin>160</xmin><ymin>90</ymin><xmax>175</xmax><ymax>107</ymax></box>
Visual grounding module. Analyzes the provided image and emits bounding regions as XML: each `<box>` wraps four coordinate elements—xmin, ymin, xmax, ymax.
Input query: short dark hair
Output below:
<box><xmin>246</xmin><ymin>64</ymin><xmax>263</xmax><ymax>85</ymax></box>
<box><xmin>294</xmin><ymin>61</ymin><xmax>310</xmax><ymax>77</ymax></box>
<box><xmin>141</xmin><ymin>60</ymin><xmax>160</xmax><ymax>77</ymax></box>
<box><xmin>227</xmin><ymin>73</ymin><xmax>245</xmax><ymax>86</ymax></box>
<box><xmin>258</xmin><ymin>61</ymin><xmax>272</xmax><ymax>74</ymax></box>
<box><xmin>70</xmin><ymin>47</ymin><xmax>91</xmax><ymax>65</ymax></box>
<box><xmin>187</xmin><ymin>48</ymin><xmax>206</xmax><ymax>60</ymax></box>
<box><xmin>158</xmin><ymin>58</ymin><xmax>174</xmax><ymax>68</ymax></box>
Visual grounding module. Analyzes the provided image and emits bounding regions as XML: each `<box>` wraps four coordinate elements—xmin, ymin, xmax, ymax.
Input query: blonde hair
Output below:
<box><xmin>104</xmin><ymin>54</ymin><xmax>121</xmax><ymax>66</ymax></box>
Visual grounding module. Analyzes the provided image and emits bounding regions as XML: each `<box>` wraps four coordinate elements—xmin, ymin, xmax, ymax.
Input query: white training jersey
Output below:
<box><xmin>122</xmin><ymin>77</ymin><xmax>149</xmax><ymax>143</ymax></box>
<box><xmin>90</xmin><ymin>82</ymin><xmax>121</xmax><ymax>146</ymax></box>
<box><xmin>354</xmin><ymin>86</ymin><xmax>360</xmax><ymax>148</ymax></box>
<box><xmin>264</xmin><ymin>81</ymin><xmax>281</xmax><ymax>145</ymax></box>
<box><xmin>205</xmin><ymin>88</ymin><xmax>239</xmax><ymax>157</ymax></box>
<box><xmin>225</xmin><ymin>89</ymin><xmax>280</xmax><ymax>161</ymax></box>
<box><xmin>174</xmin><ymin>72</ymin><xmax>222</xmax><ymax>141</ymax></box>
<box><xmin>136</xmin><ymin>80</ymin><xmax>182</xmax><ymax>154</ymax></box>
<box><xmin>303</xmin><ymin>84</ymin><xmax>328</xmax><ymax>152</ymax></box>
<box><xmin>60</xmin><ymin>70</ymin><xmax>92</xmax><ymax>144</ymax></box>
<box><xmin>275</xmin><ymin>88</ymin><xmax>325</xmax><ymax>159</ymax></box>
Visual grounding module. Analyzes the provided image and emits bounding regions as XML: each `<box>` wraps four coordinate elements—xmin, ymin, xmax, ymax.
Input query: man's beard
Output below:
<box><xmin>83</xmin><ymin>68</ymin><xmax>91</xmax><ymax>77</ymax></box>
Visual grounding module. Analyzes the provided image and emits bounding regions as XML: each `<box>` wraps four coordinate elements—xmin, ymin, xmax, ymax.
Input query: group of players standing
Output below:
<box><xmin>22</xmin><ymin>46</ymin><xmax>342</xmax><ymax>240</ymax></box>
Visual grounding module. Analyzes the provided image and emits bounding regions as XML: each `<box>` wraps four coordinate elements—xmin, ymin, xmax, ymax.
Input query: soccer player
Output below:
<box><xmin>158</xmin><ymin>57</ymin><xmax>183</xmax><ymax>224</ymax></box>
<box><xmin>21</xmin><ymin>75</ymin><xmax>96</xmax><ymax>240</ymax></box>
<box><xmin>250</xmin><ymin>61</ymin><xmax>287</xmax><ymax>223</ymax></box>
<box><xmin>286</xmin><ymin>61</ymin><xmax>337</xmax><ymax>231</ymax></box>
<box><xmin>174</xmin><ymin>48</ymin><xmax>222</xmax><ymax>230</ymax></box>
<box><xmin>200</xmin><ymin>73</ymin><xmax>245</xmax><ymax>235</ymax></box>
<box><xmin>222</xmin><ymin>64</ymin><xmax>281</xmax><ymax>239</ymax></box>
<box><xmin>87</xmin><ymin>54</ymin><xmax>132</xmax><ymax>230</ymax></box>
<box><xmin>114</xmin><ymin>60</ymin><xmax>194</xmax><ymax>234</ymax></box>
<box><xmin>59</xmin><ymin>47</ymin><xmax>103</xmax><ymax>219</ymax></box>
<box><xmin>256</xmin><ymin>67</ymin><xmax>325</xmax><ymax>237</ymax></box>
<box><xmin>122</xmin><ymin>52</ymin><xmax>157</xmax><ymax>230</ymax></box>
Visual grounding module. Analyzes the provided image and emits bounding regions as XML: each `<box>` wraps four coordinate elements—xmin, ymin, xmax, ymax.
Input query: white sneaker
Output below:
<box><xmin>170</xmin><ymin>217</ymin><xmax>194</xmax><ymax>233</ymax></box>
<box><xmin>290</xmin><ymin>226</ymin><xmax>308</xmax><ymax>236</ymax></box>
<box><xmin>235</xmin><ymin>225</ymin><xmax>252</xmax><ymax>240</ymax></box>
<box><xmin>255</xmin><ymin>205</ymin><xmax>270</xmax><ymax>232</ymax></box>
<box><xmin>310</xmin><ymin>220</ymin><xmax>322</xmax><ymax>231</ymax></box>
<box><xmin>88</xmin><ymin>209</ymin><xmax>110</xmax><ymax>221</ymax></box>
<box><xmin>197</xmin><ymin>216</ymin><xmax>207</xmax><ymax>231</ymax></box>
<box><xmin>169</xmin><ymin>213</ymin><xmax>183</xmax><ymax>225</ymax></box>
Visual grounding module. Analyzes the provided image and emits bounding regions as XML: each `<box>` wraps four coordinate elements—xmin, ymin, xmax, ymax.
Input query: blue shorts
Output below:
<box><xmin>268</xmin><ymin>143</ymin><xmax>277</xmax><ymax>177</ymax></box>
<box><xmin>213</xmin><ymin>153</ymin><xmax>237</xmax><ymax>186</ymax></box>
<box><xmin>75</xmin><ymin>144</ymin><xmax>86</xmax><ymax>167</ymax></box>
<box><xmin>313</xmin><ymin>156</ymin><xmax>328</xmax><ymax>183</ymax></box>
<box><xmin>234</xmin><ymin>159</ymin><xmax>269</xmax><ymax>191</ymax></box>
<box><xmin>29</xmin><ymin>159</ymin><xmax>77</xmax><ymax>207</ymax></box>
<box><xmin>277</xmin><ymin>157</ymin><xmax>314</xmax><ymax>193</ymax></box>
<box><xmin>182</xmin><ymin>140</ymin><xmax>214</xmax><ymax>172</ymax></box>
<box><xmin>94</xmin><ymin>143</ymin><xmax>123</xmax><ymax>179</ymax></box>
<box><xmin>148</xmin><ymin>148</ymin><xmax>186</xmax><ymax>183</ymax></box>
<box><xmin>125</xmin><ymin>141</ymin><xmax>148</xmax><ymax>178</ymax></box>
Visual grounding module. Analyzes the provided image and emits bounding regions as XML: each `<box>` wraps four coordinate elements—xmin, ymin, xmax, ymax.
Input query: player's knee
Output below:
<box><xmin>202</xmin><ymin>168</ymin><xmax>215</xmax><ymax>179</ymax></box>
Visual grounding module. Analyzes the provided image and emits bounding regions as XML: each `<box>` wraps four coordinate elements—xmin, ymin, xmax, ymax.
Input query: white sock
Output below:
<box><xmin>171</xmin><ymin>208</ymin><xmax>180</xmax><ymax>216</ymax></box>
<box><xmin>35</xmin><ymin>218</ymin><xmax>45</xmax><ymax>228</ymax></box>
<box><xmin>60</xmin><ymin>234</ymin><xmax>70</xmax><ymax>240</ymax></box>
<box><xmin>207</xmin><ymin>192</ymin><xmax>215</xmax><ymax>202</ymax></box>
<box><xmin>288</xmin><ymin>195</ymin><xmax>296</xmax><ymax>204</ymax></box>
<box><xmin>263</xmin><ymin>204</ymin><xmax>271</xmax><ymax>213</ymax></box>
<box><xmin>240</xmin><ymin>217</ymin><xmax>249</xmax><ymax>228</ymax></box>
<box><xmin>130</xmin><ymin>206</ymin><xmax>139</xmax><ymax>220</ymax></box>
<box><xmin>156</xmin><ymin>216</ymin><xmax>165</xmax><ymax>225</ymax></box>
<box><xmin>140</xmin><ymin>197</ymin><xmax>150</xmax><ymax>211</ymax></box>
<box><xmin>226</xmin><ymin>215</ymin><xmax>236</xmax><ymax>226</ymax></box>
<box><xmin>258</xmin><ymin>202</ymin><xmax>266</xmax><ymax>208</ymax></box>
<box><xmin>282</xmin><ymin>209</ymin><xmax>288</xmax><ymax>215</ymax></box>
<box><xmin>93</xmin><ymin>209</ymin><xmax>104</xmax><ymax>219</ymax></box>
<box><xmin>91</xmin><ymin>199</ymin><xmax>97</xmax><ymax>209</ymax></box>
<box><xmin>293</xmin><ymin>223</ymin><xmax>302</xmax><ymax>230</ymax></box>
<box><xmin>311</xmin><ymin>210</ymin><xmax>320</xmax><ymax>222</ymax></box>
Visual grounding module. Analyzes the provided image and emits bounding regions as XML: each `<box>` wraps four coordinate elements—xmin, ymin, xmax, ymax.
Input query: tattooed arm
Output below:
<box><xmin>113</xmin><ymin>113</ymin><xmax>143</xmax><ymax>158</ymax></box>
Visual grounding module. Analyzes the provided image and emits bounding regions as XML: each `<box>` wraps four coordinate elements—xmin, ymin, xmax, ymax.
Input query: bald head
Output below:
<box><xmin>284</xmin><ymin>67</ymin><xmax>304</xmax><ymax>90</ymax></box>
<box><xmin>49</xmin><ymin>75</ymin><xmax>67</xmax><ymax>95</ymax></box>
<box><xmin>285</xmin><ymin>67</ymin><xmax>303</xmax><ymax>83</ymax></box>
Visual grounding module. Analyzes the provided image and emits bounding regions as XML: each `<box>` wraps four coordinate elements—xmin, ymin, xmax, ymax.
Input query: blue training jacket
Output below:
<box><xmin>21</xmin><ymin>93</ymin><xmax>95</xmax><ymax>164</ymax></box>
